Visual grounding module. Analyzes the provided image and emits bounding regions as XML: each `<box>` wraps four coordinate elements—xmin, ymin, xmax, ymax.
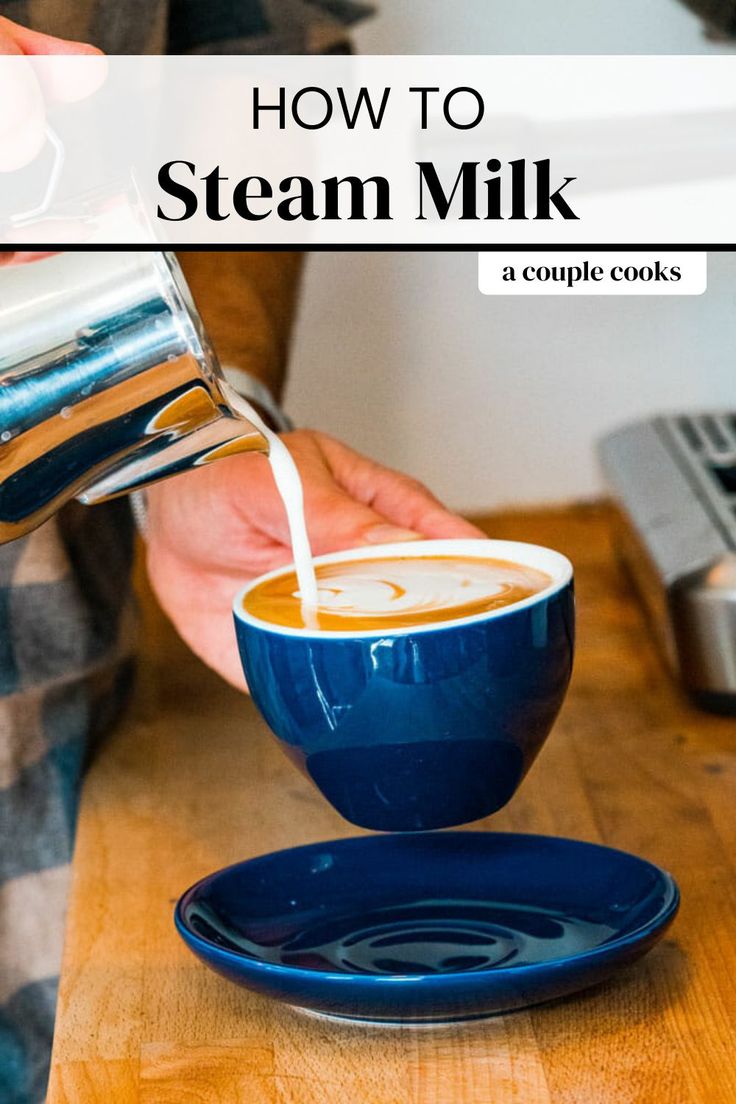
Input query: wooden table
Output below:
<box><xmin>47</xmin><ymin>505</ymin><xmax>736</xmax><ymax>1104</ymax></box>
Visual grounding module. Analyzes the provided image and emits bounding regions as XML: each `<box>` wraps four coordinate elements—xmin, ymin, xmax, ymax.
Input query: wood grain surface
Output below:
<box><xmin>47</xmin><ymin>505</ymin><xmax>736</xmax><ymax>1104</ymax></box>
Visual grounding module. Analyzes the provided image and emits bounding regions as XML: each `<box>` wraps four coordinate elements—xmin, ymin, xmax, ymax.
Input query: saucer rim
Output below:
<box><xmin>174</xmin><ymin>831</ymin><xmax>680</xmax><ymax>986</ymax></box>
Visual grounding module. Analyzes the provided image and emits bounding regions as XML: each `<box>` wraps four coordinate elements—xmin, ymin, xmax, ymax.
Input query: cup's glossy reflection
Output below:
<box><xmin>233</xmin><ymin>540</ymin><xmax>574</xmax><ymax>831</ymax></box>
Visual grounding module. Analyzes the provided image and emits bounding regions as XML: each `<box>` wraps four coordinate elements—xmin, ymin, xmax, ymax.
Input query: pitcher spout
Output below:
<box><xmin>78</xmin><ymin>391</ymin><xmax>269</xmax><ymax>504</ymax></box>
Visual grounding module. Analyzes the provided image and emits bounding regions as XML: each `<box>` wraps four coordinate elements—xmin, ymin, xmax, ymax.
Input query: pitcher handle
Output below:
<box><xmin>10</xmin><ymin>125</ymin><xmax>66</xmax><ymax>226</ymax></box>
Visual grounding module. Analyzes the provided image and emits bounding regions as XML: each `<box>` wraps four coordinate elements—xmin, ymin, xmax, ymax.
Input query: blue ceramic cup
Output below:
<box><xmin>233</xmin><ymin>539</ymin><xmax>574</xmax><ymax>832</ymax></box>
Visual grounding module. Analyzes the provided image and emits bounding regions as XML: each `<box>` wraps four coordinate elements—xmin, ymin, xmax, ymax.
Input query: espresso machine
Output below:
<box><xmin>0</xmin><ymin>251</ymin><xmax>274</xmax><ymax>545</ymax></box>
<box><xmin>599</xmin><ymin>413</ymin><xmax>736</xmax><ymax>713</ymax></box>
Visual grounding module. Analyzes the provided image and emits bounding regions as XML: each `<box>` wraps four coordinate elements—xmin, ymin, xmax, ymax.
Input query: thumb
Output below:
<box><xmin>305</xmin><ymin>483</ymin><xmax>423</xmax><ymax>556</ymax></box>
<box><xmin>0</xmin><ymin>54</ymin><xmax>45</xmax><ymax>172</ymax></box>
<box><xmin>34</xmin><ymin>53</ymin><xmax>108</xmax><ymax>105</ymax></box>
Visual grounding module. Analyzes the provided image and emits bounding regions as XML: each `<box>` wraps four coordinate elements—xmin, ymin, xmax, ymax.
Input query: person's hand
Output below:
<box><xmin>145</xmin><ymin>429</ymin><xmax>485</xmax><ymax>689</ymax></box>
<box><xmin>0</xmin><ymin>17</ymin><xmax>105</xmax><ymax>173</ymax></box>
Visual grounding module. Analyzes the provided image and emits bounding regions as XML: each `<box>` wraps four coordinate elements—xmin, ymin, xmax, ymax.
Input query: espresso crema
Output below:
<box><xmin>243</xmin><ymin>554</ymin><xmax>551</xmax><ymax>630</ymax></box>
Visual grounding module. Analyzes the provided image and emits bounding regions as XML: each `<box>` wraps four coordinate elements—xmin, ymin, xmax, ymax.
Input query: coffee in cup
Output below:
<box><xmin>243</xmin><ymin>553</ymin><xmax>551</xmax><ymax>631</ymax></box>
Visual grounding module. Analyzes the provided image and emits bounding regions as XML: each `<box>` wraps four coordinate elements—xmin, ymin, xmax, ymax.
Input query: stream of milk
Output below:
<box><xmin>226</xmin><ymin>389</ymin><xmax>319</xmax><ymax>617</ymax></box>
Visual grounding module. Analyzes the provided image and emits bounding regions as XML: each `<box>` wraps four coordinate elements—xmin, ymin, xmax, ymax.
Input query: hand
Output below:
<box><xmin>145</xmin><ymin>429</ymin><xmax>485</xmax><ymax>689</ymax></box>
<box><xmin>0</xmin><ymin>17</ymin><xmax>105</xmax><ymax>173</ymax></box>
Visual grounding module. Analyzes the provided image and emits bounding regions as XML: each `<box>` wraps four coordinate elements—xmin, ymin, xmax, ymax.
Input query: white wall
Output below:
<box><xmin>354</xmin><ymin>0</ymin><xmax>711</xmax><ymax>56</ymax></box>
<box><xmin>286</xmin><ymin>2</ymin><xmax>734</xmax><ymax>513</ymax></box>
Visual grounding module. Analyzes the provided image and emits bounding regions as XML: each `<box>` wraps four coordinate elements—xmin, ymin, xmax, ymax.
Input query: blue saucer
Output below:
<box><xmin>175</xmin><ymin>832</ymin><xmax>679</xmax><ymax>1024</ymax></box>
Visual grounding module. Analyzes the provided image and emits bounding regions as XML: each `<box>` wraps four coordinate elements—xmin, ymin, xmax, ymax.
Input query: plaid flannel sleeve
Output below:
<box><xmin>0</xmin><ymin>501</ymin><xmax>135</xmax><ymax>1104</ymax></box>
<box><xmin>0</xmin><ymin>0</ymin><xmax>374</xmax><ymax>53</ymax></box>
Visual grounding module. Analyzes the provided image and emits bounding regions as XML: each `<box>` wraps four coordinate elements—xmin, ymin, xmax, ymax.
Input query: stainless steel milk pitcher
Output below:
<box><xmin>0</xmin><ymin>251</ymin><xmax>269</xmax><ymax>543</ymax></box>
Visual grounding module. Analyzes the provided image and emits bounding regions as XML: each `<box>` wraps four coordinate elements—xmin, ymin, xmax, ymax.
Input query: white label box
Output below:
<box><xmin>479</xmin><ymin>252</ymin><xmax>707</xmax><ymax>295</ymax></box>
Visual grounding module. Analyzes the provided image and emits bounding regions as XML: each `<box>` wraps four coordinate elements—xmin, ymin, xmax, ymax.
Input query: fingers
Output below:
<box><xmin>0</xmin><ymin>19</ymin><xmax>106</xmax><ymax>101</ymax></box>
<box><xmin>0</xmin><ymin>18</ymin><xmax>105</xmax><ymax>173</ymax></box>
<box><xmin>0</xmin><ymin>17</ymin><xmax>102</xmax><ymax>57</ymax></box>
<box><xmin>316</xmin><ymin>433</ymin><xmax>486</xmax><ymax>541</ymax></box>
<box><xmin>303</xmin><ymin>475</ymin><xmax>422</xmax><ymax>555</ymax></box>
<box><xmin>214</xmin><ymin>430</ymin><xmax>482</xmax><ymax>568</ymax></box>
<box><xmin>263</xmin><ymin>432</ymin><xmax>425</xmax><ymax>553</ymax></box>
<box><xmin>34</xmin><ymin>54</ymin><xmax>108</xmax><ymax>104</ymax></box>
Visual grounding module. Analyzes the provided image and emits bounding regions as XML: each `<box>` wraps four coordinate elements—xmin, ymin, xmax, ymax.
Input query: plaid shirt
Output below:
<box><xmin>0</xmin><ymin>0</ymin><xmax>372</xmax><ymax>52</ymax></box>
<box><xmin>0</xmin><ymin>6</ymin><xmax>372</xmax><ymax>1101</ymax></box>
<box><xmin>0</xmin><ymin>501</ymin><xmax>135</xmax><ymax>1104</ymax></box>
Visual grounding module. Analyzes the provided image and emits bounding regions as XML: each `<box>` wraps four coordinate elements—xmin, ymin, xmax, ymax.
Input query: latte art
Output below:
<box><xmin>306</xmin><ymin>560</ymin><xmax>533</xmax><ymax>617</ymax></box>
<box><xmin>243</xmin><ymin>555</ymin><xmax>551</xmax><ymax>630</ymax></box>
